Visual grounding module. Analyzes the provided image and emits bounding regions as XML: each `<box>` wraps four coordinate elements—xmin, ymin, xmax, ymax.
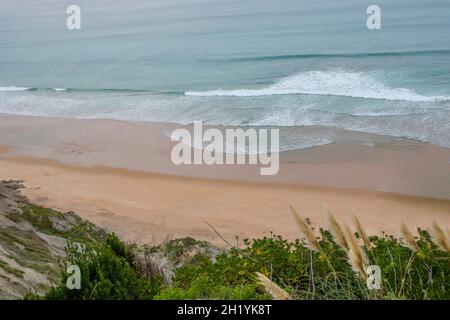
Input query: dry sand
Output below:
<box><xmin>0</xmin><ymin>114</ymin><xmax>449</xmax><ymax>246</ymax></box>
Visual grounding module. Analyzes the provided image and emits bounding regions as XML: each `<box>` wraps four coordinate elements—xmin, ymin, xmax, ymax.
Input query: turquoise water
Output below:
<box><xmin>1</xmin><ymin>0</ymin><xmax>450</xmax><ymax>149</ymax></box>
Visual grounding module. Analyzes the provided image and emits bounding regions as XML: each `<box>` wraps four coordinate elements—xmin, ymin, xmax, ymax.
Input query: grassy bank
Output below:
<box><xmin>25</xmin><ymin>207</ymin><xmax>449</xmax><ymax>300</ymax></box>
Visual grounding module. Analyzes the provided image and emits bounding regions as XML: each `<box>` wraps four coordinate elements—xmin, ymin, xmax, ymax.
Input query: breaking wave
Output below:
<box><xmin>185</xmin><ymin>71</ymin><xmax>450</xmax><ymax>102</ymax></box>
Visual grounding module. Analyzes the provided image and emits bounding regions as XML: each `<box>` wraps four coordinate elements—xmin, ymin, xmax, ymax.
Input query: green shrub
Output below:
<box><xmin>26</xmin><ymin>228</ymin><xmax>448</xmax><ymax>300</ymax></box>
<box><xmin>162</xmin><ymin>230</ymin><xmax>449</xmax><ymax>300</ymax></box>
<box><xmin>34</xmin><ymin>234</ymin><xmax>162</xmax><ymax>300</ymax></box>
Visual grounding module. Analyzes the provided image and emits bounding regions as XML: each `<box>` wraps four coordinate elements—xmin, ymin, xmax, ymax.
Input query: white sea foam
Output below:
<box><xmin>0</xmin><ymin>86</ymin><xmax>30</xmax><ymax>91</ymax></box>
<box><xmin>1</xmin><ymin>79</ymin><xmax>449</xmax><ymax>149</ymax></box>
<box><xmin>186</xmin><ymin>71</ymin><xmax>450</xmax><ymax>102</ymax></box>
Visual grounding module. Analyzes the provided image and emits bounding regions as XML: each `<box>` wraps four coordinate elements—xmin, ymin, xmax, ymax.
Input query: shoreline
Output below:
<box><xmin>0</xmin><ymin>113</ymin><xmax>449</xmax><ymax>246</ymax></box>
<box><xmin>1</xmin><ymin>113</ymin><xmax>450</xmax><ymax>199</ymax></box>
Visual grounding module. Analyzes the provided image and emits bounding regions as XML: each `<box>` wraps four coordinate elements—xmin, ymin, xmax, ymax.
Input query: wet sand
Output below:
<box><xmin>0</xmin><ymin>114</ymin><xmax>449</xmax><ymax>245</ymax></box>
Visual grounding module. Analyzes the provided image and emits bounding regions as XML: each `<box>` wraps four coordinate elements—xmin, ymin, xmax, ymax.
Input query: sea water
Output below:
<box><xmin>0</xmin><ymin>0</ymin><xmax>449</xmax><ymax>150</ymax></box>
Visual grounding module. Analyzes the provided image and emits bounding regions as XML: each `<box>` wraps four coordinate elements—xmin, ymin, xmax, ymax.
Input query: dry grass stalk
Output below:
<box><xmin>400</xmin><ymin>222</ymin><xmax>419</xmax><ymax>252</ymax></box>
<box><xmin>350</xmin><ymin>210</ymin><xmax>371</xmax><ymax>249</ymax></box>
<box><xmin>429</xmin><ymin>221</ymin><xmax>450</xmax><ymax>252</ymax></box>
<box><xmin>289</xmin><ymin>206</ymin><xmax>320</xmax><ymax>252</ymax></box>
<box><xmin>256</xmin><ymin>272</ymin><xmax>291</xmax><ymax>300</ymax></box>
<box><xmin>343</xmin><ymin>224</ymin><xmax>368</xmax><ymax>278</ymax></box>
<box><xmin>323</xmin><ymin>204</ymin><xmax>348</xmax><ymax>249</ymax></box>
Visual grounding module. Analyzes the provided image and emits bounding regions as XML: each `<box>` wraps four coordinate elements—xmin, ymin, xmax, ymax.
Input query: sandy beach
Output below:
<box><xmin>0</xmin><ymin>114</ymin><xmax>449</xmax><ymax>246</ymax></box>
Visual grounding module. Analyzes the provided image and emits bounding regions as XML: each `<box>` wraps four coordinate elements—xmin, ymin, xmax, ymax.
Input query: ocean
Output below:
<box><xmin>1</xmin><ymin>0</ymin><xmax>450</xmax><ymax>150</ymax></box>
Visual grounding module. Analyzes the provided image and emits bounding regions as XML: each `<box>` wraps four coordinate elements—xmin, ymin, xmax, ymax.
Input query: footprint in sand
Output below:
<box><xmin>54</xmin><ymin>141</ymin><xmax>98</xmax><ymax>156</ymax></box>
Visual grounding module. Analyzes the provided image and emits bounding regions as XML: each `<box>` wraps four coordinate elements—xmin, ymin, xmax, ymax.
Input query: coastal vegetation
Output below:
<box><xmin>24</xmin><ymin>207</ymin><xmax>450</xmax><ymax>300</ymax></box>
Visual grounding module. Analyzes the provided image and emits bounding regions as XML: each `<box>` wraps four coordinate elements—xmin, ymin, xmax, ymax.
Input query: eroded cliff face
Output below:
<box><xmin>0</xmin><ymin>180</ymin><xmax>106</xmax><ymax>299</ymax></box>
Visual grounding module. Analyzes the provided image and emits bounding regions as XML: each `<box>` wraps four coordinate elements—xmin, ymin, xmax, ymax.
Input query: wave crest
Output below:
<box><xmin>185</xmin><ymin>71</ymin><xmax>450</xmax><ymax>102</ymax></box>
<box><xmin>204</xmin><ymin>49</ymin><xmax>450</xmax><ymax>63</ymax></box>
<box><xmin>0</xmin><ymin>86</ymin><xmax>31</xmax><ymax>92</ymax></box>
